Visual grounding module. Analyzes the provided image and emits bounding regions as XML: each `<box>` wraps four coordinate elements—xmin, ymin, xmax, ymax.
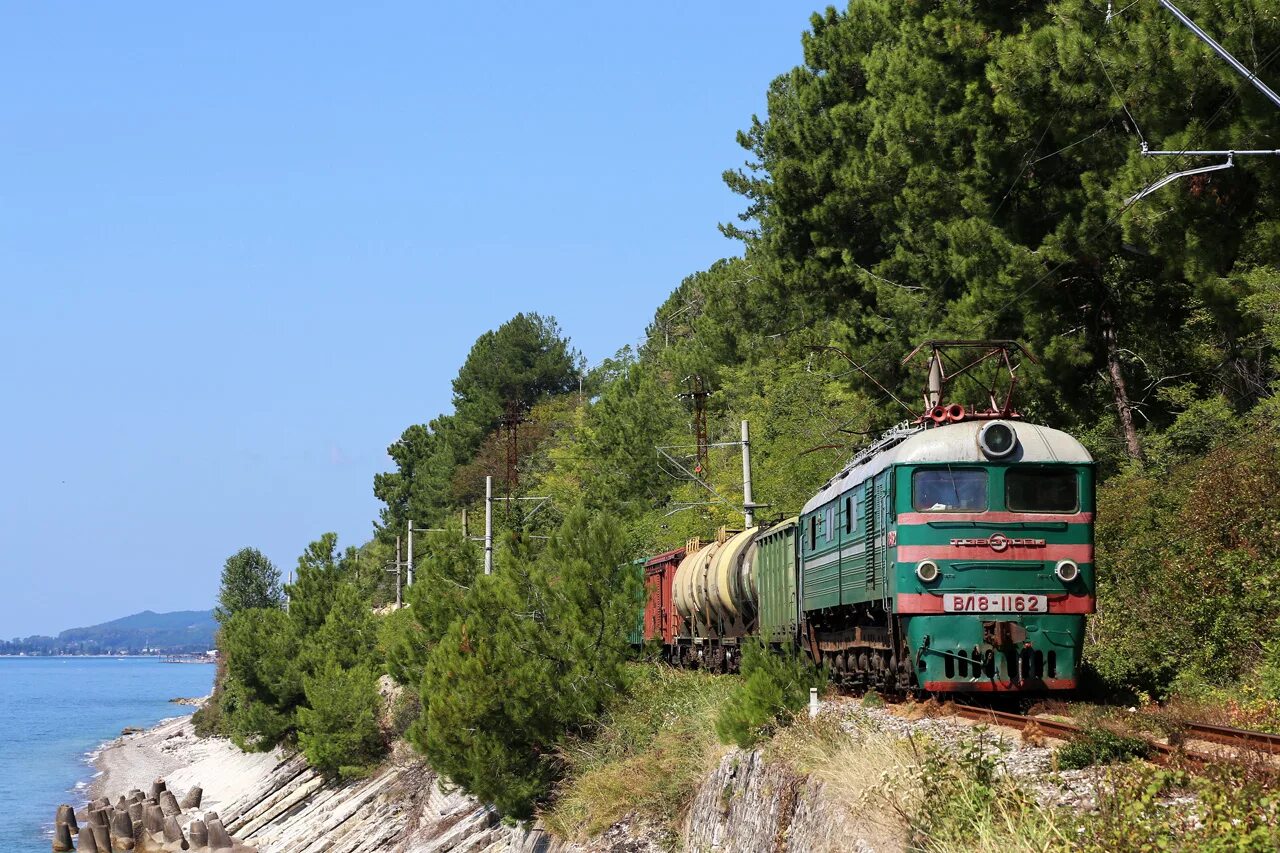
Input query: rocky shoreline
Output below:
<box><xmin>62</xmin><ymin>695</ymin><xmax>1088</xmax><ymax>852</ymax></box>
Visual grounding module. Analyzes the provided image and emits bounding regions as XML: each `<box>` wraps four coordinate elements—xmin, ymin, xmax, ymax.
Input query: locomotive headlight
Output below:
<box><xmin>978</xmin><ymin>421</ymin><xmax>1018</xmax><ymax>458</ymax></box>
<box><xmin>916</xmin><ymin>560</ymin><xmax>940</xmax><ymax>583</ymax></box>
<box><xmin>1055</xmin><ymin>559</ymin><xmax>1080</xmax><ymax>583</ymax></box>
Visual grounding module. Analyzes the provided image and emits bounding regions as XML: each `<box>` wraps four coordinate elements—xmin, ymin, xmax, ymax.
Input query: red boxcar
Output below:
<box><xmin>643</xmin><ymin>548</ymin><xmax>684</xmax><ymax>645</ymax></box>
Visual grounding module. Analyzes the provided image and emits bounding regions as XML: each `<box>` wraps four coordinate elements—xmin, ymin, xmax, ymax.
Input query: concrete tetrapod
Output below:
<box><xmin>52</xmin><ymin>819</ymin><xmax>74</xmax><ymax>852</ymax></box>
<box><xmin>127</xmin><ymin>801</ymin><xmax>143</xmax><ymax>824</ymax></box>
<box><xmin>160</xmin><ymin>790</ymin><xmax>182</xmax><ymax>817</ymax></box>
<box><xmin>149</xmin><ymin>779</ymin><xmax>167</xmax><ymax>800</ymax></box>
<box><xmin>205</xmin><ymin>818</ymin><xmax>234</xmax><ymax>851</ymax></box>
<box><xmin>56</xmin><ymin>804</ymin><xmax>78</xmax><ymax>835</ymax></box>
<box><xmin>180</xmin><ymin>786</ymin><xmax>202</xmax><ymax>810</ymax></box>
<box><xmin>187</xmin><ymin>819</ymin><xmax>208</xmax><ymax>848</ymax></box>
<box><xmin>76</xmin><ymin>822</ymin><xmax>100</xmax><ymax>853</ymax></box>
<box><xmin>143</xmin><ymin>803</ymin><xmax>165</xmax><ymax>834</ymax></box>
<box><xmin>109</xmin><ymin>809</ymin><xmax>136</xmax><ymax>850</ymax></box>
<box><xmin>163</xmin><ymin>815</ymin><xmax>190</xmax><ymax>850</ymax></box>
<box><xmin>90</xmin><ymin>823</ymin><xmax>111</xmax><ymax>850</ymax></box>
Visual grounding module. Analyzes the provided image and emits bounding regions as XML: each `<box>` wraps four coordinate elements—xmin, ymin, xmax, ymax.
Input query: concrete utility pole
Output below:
<box><xmin>484</xmin><ymin>475</ymin><xmax>494</xmax><ymax>575</ymax></box>
<box><xmin>741</xmin><ymin>420</ymin><xmax>755</xmax><ymax>528</ymax></box>
<box><xmin>394</xmin><ymin>536</ymin><xmax>403</xmax><ymax>608</ymax></box>
<box><xmin>406</xmin><ymin>519</ymin><xmax>414</xmax><ymax>587</ymax></box>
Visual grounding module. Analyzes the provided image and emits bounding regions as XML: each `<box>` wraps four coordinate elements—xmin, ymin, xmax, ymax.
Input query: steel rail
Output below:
<box><xmin>949</xmin><ymin>703</ymin><xmax>1280</xmax><ymax>768</ymax></box>
<box><xmin>949</xmin><ymin>704</ymin><xmax>1180</xmax><ymax>762</ymax></box>
<box><xmin>1182</xmin><ymin>722</ymin><xmax>1280</xmax><ymax>755</ymax></box>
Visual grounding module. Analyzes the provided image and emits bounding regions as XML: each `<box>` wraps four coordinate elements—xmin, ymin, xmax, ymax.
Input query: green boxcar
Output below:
<box><xmin>755</xmin><ymin>518</ymin><xmax>799</xmax><ymax>644</ymax></box>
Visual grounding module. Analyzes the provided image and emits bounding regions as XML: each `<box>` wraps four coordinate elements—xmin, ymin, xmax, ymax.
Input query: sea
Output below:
<box><xmin>0</xmin><ymin>656</ymin><xmax>215</xmax><ymax>853</ymax></box>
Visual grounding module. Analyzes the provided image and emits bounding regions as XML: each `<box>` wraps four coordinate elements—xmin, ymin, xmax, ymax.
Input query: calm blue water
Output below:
<box><xmin>0</xmin><ymin>657</ymin><xmax>214</xmax><ymax>853</ymax></box>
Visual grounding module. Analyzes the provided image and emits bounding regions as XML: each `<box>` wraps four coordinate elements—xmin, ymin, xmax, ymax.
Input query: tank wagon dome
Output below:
<box><xmin>803</xmin><ymin>420</ymin><xmax>1093</xmax><ymax>514</ymax></box>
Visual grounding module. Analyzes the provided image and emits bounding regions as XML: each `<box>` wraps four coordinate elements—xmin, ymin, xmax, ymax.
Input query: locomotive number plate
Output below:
<box><xmin>942</xmin><ymin>594</ymin><xmax>1047</xmax><ymax>614</ymax></box>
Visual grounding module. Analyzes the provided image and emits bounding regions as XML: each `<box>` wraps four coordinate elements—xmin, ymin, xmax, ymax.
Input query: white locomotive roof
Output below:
<box><xmin>801</xmin><ymin>420</ymin><xmax>1092</xmax><ymax>514</ymax></box>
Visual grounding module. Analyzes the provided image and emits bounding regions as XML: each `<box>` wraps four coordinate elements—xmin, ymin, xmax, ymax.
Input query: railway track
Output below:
<box><xmin>1180</xmin><ymin>721</ymin><xmax>1280</xmax><ymax>756</ymax></box>
<box><xmin>947</xmin><ymin>703</ymin><xmax>1280</xmax><ymax>766</ymax></box>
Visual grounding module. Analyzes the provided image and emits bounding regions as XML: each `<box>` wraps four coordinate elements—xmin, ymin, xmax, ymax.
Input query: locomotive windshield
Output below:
<box><xmin>913</xmin><ymin>468</ymin><xmax>987</xmax><ymax>512</ymax></box>
<box><xmin>1006</xmin><ymin>468</ymin><xmax>1079</xmax><ymax>512</ymax></box>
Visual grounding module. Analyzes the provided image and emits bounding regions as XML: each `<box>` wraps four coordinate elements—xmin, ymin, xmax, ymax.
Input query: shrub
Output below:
<box><xmin>1078</xmin><ymin>764</ymin><xmax>1280</xmax><ymax>851</ymax></box>
<box><xmin>546</xmin><ymin>665</ymin><xmax>737</xmax><ymax>842</ymax></box>
<box><xmin>297</xmin><ymin>662</ymin><xmax>385</xmax><ymax>778</ymax></box>
<box><xmin>1056</xmin><ymin>727</ymin><xmax>1151</xmax><ymax>770</ymax></box>
<box><xmin>1091</xmin><ymin>425</ymin><xmax>1280</xmax><ymax>697</ymax></box>
<box><xmin>715</xmin><ymin>640</ymin><xmax>825</xmax><ymax>748</ymax></box>
<box><xmin>409</xmin><ymin>507</ymin><xmax>644</xmax><ymax>819</ymax></box>
<box><xmin>192</xmin><ymin>655</ymin><xmax>229</xmax><ymax>738</ymax></box>
<box><xmin>905</xmin><ymin>731</ymin><xmax>1065</xmax><ymax>853</ymax></box>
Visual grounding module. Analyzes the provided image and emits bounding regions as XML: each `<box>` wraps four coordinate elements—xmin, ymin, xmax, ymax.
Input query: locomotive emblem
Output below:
<box><xmin>949</xmin><ymin>534</ymin><xmax>1047</xmax><ymax>551</ymax></box>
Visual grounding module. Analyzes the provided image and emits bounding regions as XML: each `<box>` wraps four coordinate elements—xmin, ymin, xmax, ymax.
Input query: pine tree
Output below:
<box><xmin>297</xmin><ymin>661</ymin><xmax>384</xmax><ymax>778</ymax></box>
<box><xmin>408</xmin><ymin>507</ymin><xmax>642</xmax><ymax>818</ymax></box>
<box><xmin>215</xmin><ymin>547</ymin><xmax>284</xmax><ymax>623</ymax></box>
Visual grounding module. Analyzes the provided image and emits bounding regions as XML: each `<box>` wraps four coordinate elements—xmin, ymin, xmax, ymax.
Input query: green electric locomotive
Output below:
<box><xmin>794</xmin><ymin>416</ymin><xmax>1094</xmax><ymax>692</ymax></box>
<box><xmin>645</xmin><ymin>341</ymin><xmax>1095</xmax><ymax>694</ymax></box>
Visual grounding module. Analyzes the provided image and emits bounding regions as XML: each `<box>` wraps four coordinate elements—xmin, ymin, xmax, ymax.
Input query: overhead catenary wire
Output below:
<box><xmin>1096</xmin><ymin>49</ymin><xmax>1146</xmax><ymax>143</ymax></box>
<box><xmin>973</xmin><ymin>14</ymin><xmax>1280</xmax><ymax>332</ymax></box>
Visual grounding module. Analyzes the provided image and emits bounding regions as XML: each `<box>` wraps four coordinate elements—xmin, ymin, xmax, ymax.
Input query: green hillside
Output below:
<box><xmin>1</xmin><ymin>609</ymin><xmax>216</xmax><ymax>655</ymax></box>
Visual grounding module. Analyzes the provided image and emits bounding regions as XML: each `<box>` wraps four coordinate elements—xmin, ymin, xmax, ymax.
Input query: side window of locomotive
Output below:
<box><xmin>912</xmin><ymin>468</ymin><xmax>988</xmax><ymax>512</ymax></box>
<box><xmin>1006</xmin><ymin>468</ymin><xmax>1079</xmax><ymax>513</ymax></box>
<box><xmin>824</xmin><ymin>506</ymin><xmax>834</xmax><ymax>541</ymax></box>
<box><xmin>844</xmin><ymin>497</ymin><xmax>852</xmax><ymax>534</ymax></box>
<box><xmin>809</xmin><ymin>516</ymin><xmax>817</xmax><ymax>551</ymax></box>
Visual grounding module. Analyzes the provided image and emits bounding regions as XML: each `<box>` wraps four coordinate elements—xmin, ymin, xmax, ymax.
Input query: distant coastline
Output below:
<box><xmin>0</xmin><ymin>653</ymin><xmax>216</xmax><ymax>660</ymax></box>
<box><xmin>2</xmin><ymin>608</ymin><xmax>217</xmax><ymax>657</ymax></box>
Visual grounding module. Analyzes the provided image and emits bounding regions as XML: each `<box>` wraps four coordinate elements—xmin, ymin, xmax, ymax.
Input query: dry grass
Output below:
<box><xmin>542</xmin><ymin>665</ymin><xmax>735</xmax><ymax>842</ymax></box>
<box><xmin>775</xmin><ymin>717</ymin><xmax>915</xmax><ymax>849</ymax></box>
<box><xmin>770</xmin><ymin>715</ymin><xmax>1068</xmax><ymax>853</ymax></box>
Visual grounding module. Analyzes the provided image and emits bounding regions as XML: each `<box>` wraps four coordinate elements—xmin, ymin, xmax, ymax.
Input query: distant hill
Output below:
<box><xmin>0</xmin><ymin>609</ymin><xmax>217</xmax><ymax>655</ymax></box>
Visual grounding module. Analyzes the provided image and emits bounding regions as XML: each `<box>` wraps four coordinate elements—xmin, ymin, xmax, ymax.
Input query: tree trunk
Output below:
<box><xmin>1101</xmin><ymin>308</ymin><xmax>1143</xmax><ymax>462</ymax></box>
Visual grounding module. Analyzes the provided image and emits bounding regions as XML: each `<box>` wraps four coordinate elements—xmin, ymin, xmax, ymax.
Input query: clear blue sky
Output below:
<box><xmin>0</xmin><ymin>2</ymin><xmax>821</xmax><ymax>638</ymax></box>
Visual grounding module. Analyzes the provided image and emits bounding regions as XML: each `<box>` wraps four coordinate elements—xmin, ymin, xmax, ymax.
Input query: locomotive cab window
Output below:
<box><xmin>912</xmin><ymin>468</ymin><xmax>988</xmax><ymax>512</ymax></box>
<box><xmin>1006</xmin><ymin>468</ymin><xmax>1079</xmax><ymax>513</ymax></box>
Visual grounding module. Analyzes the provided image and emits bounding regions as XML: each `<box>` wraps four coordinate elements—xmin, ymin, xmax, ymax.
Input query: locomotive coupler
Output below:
<box><xmin>983</xmin><ymin>620</ymin><xmax>1027</xmax><ymax>648</ymax></box>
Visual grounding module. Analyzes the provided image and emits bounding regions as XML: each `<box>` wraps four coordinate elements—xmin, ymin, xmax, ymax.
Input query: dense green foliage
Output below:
<box><xmin>406</xmin><ymin>508</ymin><xmax>643</xmax><ymax>818</ymax></box>
<box><xmin>297</xmin><ymin>662</ymin><xmax>384</xmax><ymax>778</ymax></box>
<box><xmin>1056</xmin><ymin>727</ymin><xmax>1152</xmax><ymax>770</ymax></box>
<box><xmin>715</xmin><ymin>640</ymin><xmax>826</xmax><ymax>748</ymax></box>
<box><xmin>1093</xmin><ymin>417</ymin><xmax>1280</xmax><ymax>695</ymax></box>
<box><xmin>207</xmin><ymin>534</ymin><xmax>386</xmax><ymax>777</ymax></box>
<box><xmin>215</xmin><ymin>547</ymin><xmax>284</xmax><ymax>623</ymax></box>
